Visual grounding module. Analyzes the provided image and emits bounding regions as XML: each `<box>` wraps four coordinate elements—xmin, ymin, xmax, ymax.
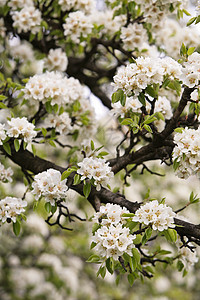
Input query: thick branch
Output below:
<box><xmin>1</xmin><ymin>144</ymin><xmax>200</xmax><ymax>245</ymax></box>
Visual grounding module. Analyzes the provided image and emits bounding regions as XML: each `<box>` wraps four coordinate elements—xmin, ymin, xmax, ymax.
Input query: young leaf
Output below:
<box><xmin>3</xmin><ymin>143</ymin><xmax>11</xmax><ymax>156</ymax></box>
<box><xmin>73</xmin><ymin>174</ymin><xmax>81</xmax><ymax>185</ymax></box>
<box><xmin>142</xmin><ymin>227</ymin><xmax>153</xmax><ymax>245</ymax></box>
<box><xmin>45</xmin><ymin>202</ymin><xmax>52</xmax><ymax>213</ymax></box>
<box><xmin>86</xmin><ymin>254</ymin><xmax>101</xmax><ymax>263</ymax></box>
<box><xmin>13</xmin><ymin>220</ymin><xmax>21</xmax><ymax>236</ymax></box>
<box><xmin>83</xmin><ymin>181</ymin><xmax>91</xmax><ymax>198</ymax></box>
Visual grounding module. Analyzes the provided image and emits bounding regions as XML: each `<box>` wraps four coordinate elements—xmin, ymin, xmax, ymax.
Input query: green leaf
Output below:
<box><xmin>92</xmin><ymin>222</ymin><xmax>101</xmax><ymax>234</ymax></box>
<box><xmin>138</xmin><ymin>92</ymin><xmax>146</xmax><ymax>106</ymax></box>
<box><xmin>0</xmin><ymin>102</ymin><xmax>8</xmax><ymax>109</ymax></box>
<box><xmin>42</xmin><ymin>127</ymin><xmax>47</xmax><ymax>137</ymax></box>
<box><xmin>73</xmin><ymin>174</ymin><xmax>81</xmax><ymax>185</ymax></box>
<box><xmin>177</xmin><ymin>260</ymin><xmax>184</xmax><ymax>272</ymax></box>
<box><xmin>174</xmin><ymin>127</ymin><xmax>184</xmax><ymax>133</ymax></box>
<box><xmin>112</xmin><ymin>89</ymin><xmax>126</xmax><ymax>106</ymax></box>
<box><xmin>90</xmin><ymin>241</ymin><xmax>97</xmax><ymax>249</ymax></box>
<box><xmin>133</xmin><ymin>234</ymin><xmax>142</xmax><ymax>245</ymax></box>
<box><xmin>45</xmin><ymin>202</ymin><xmax>52</xmax><ymax>213</ymax></box>
<box><xmin>83</xmin><ymin>181</ymin><xmax>91</xmax><ymax>198</ymax></box>
<box><xmin>61</xmin><ymin>168</ymin><xmax>76</xmax><ymax>180</ymax></box>
<box><xmin>97</xmin><ymin>266</ymin><xmax>106</xmax><ymax>278</ymax></box>
<box><xmin>106</xmin><ymin>257</ymin><xmax>114</xmax><ymax>274</ymax></box>
<box><xmin>127</xmin><ymin>273</ymin><xmax>135</xmax><ymax>286</ymax></box>
<box><xmin>91</xmin><ymin>140</ymin><xmax>95</xmax><ymax>150</ymax></box>
<box><xmin>163</xmin><ymin>228</ymin><xmax>177</xmax><ymax>243</ymax></box>
<box><xmin>129</xmin><ymin>256</ymin><xmax>137</xmax><ymax>272</ymax></box>
<box><xmin>142</xmin><ymin>227</ymin><xmax>153</xmax><ymax>245</ymax></box>
<box><xmin>173</xmin><ymin>157</ymin><xmax>180</xmax><ymax>171</ymax></box>
<box><xmin>121</xmin><ymin>118</ymin><xmax>134</xmax><ymax>126</ymax></box>
<box><xmin>158</xmin><ymin>249</ymin><xmax>172</xmax><ymax>255</ymax></box>
<box><xmin>195</xmin><ymin>15</ymin><xmax>200</xmax><ymax>24</ymax></box>
<box><xmin>143</xmin><ymin>124</ymin><xmax>153</xmax><ymax>133</ymax></box>
<box><xmin>45</xmin><ymin>101</ymin><xmax>52</xmax><ymax>113</ymax></box>
<box><xmin>86</xmin><ymin>254</ymin><xmax>101</xmax><ymax>263</ymax></box>
<box><xmin>73</xmin><ymin>100</ymin><xmax>81</xmax><ymax>112</ymax></box>
<box><xmin>145</xmin><ymin>86</ymin><xmax>158</xmax><ymax>98</ymax></box>
<box><xmin>180</xmin><ymin>43</ymin><xmax>187</xmax><ymax>56</ymax></box>
<box><xmin>132</xmin><ymin>248</ymin><xmax>141</xmax><ymax>265</ymax></box>
<box><xmin>0</xmin><ymin>95</ymin><xmax>7</xmax><ymax>101</ymax></box>
<box><xmin>97</xmin><ymin>151</ymin><xmax>109</xmax><ymax>157</ymax></box>
<box><xmin>121</xmin><ymin>213</ymin><xmax>135</xmax><ymax>218</ymax></box>
<box><xmin>187</xmin><ymin>17</ymin><xmax>196</xmax><ymax>26</ymax></box>
<box><xmin>3</xmin><ymin>143</ymin><xmax>11</xmax><ymax>156</ymax></box>
<box><xmin>187</xmin><ymin>47</ymin><xmax>196</xmax><ymax>56</ymax></box>
<box><xmin>48</xmin><ymin>140</ymin><xmax>56</xmax><ymax>147</ymax></box>
<box><xmin>14</xmin><ymin>139</ymin><xmax>20</xmax><ymax>152</ymax></box>
<box><xmin>32</xmin><ymin>144</ymin><xmax>36</xmax><ymax>156</ymax></box>
<box><xmin>13</xmin><ymin>220</ymin><xmax>21</xmax><ymax>236</ymax></box>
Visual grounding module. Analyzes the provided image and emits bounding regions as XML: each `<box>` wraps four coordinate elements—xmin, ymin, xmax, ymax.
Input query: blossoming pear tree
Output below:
<box><xmin>0</xmin><ymin>0</ymin><xmax>200</xmax><ymax>287</ymax></box>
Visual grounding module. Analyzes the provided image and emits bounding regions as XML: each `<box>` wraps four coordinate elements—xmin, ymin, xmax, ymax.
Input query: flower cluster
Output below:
<box><xmin>23</xmin><ymin>72</ymin><xmax>84</xmax><ymax>107</ymax></box>
<box><xmin>196</xmin><ymin>0</ymin><xmax>200</xmax><ymax>16</ymax></box>
<box><xmin>113</xmin><ymin>56</ymin><xmax>182</xmax><ymax>97</ymax></box>
<box><xmin>111</xmin><ymin>95</ymin><xmax>143</xmax><ymax>118</ymax></box>
<box><xmin>92</xmin><ymin>203</ymin><xmax>136</xmax><ymax>260</ymax></box>
<box><xmin>156</xmin><ymin>19</ymin><xmax>200</xmax><ymax>60</ymax></box>
<box><xmin>173</xmin><ymin>127</ymin><xmax>200</xmax><ymax>179</ymax></box>
<box><xmin>31</xmin><ymin>169</ymin><xmax>68</xmax><ymax>205</ymax></box>
<box><xmin>120</xmin><ymin>23</ymin><xmax>148</xmax><ymax>51</ymax></box>
<box><xmin>7</xmin><ymin>117</ymin><xmax>37</xmax><ymax>143</ymax></box>
<box><xmin>11</xmin><ymin>6</ymin><xmax>42</xmax><ymax>34</ymax></box>
<box><xmin>134</xmin><ymin>0</ymin><xmax>187</xmax><ymax>28</ymax></box>
<box><xmin>92</xmin><ymin>10</ymin><xmax>124</xmax><ymax>38</ymax></box>
<box><xmin>179</xmin><ymin>246</ymin><xmax>198</xmax><ymax>270</ymax></box>
<box><xmin>58</xmin><ymin>0</ymin><xmax>95</xmax><ymax>14</ymax></box>
<box><xmin>0</xmin><ymin>123</ymin><xmax>6</xmax><ymax>145</ymax></box>
<box><xmin>180</xmin><ymin>52</ymin><xmax>200</xmax><ymax>88</ymax></box>
<box><xmin>8</xmin><ymin>0</ymin><xmax>33</xmax><ymax>10</ymax></box>
<box><xmin>77</xmin><ymin>157</ymin><xmax>114</xmax><ymax>191</ymax></box>
<box><xmin>9</xmin><ymin>41</ymin><xmax>34</xmax><ymax>62</ymax></box>
<box><xmin>44</xmin><ymin>112</ymin><xmax>73</xmax><ymax>135</ymax></box>
<box><xmin>0</xmin><ymin>162</ymin><xmax>13</xmax><ymax>183</ymax></box>
<box><xmin>44</xmin><ymin>48</ymin><xmax>68</xmax><ymax>72</ymax></box>
<box><xmin>63</xmin><ymin>11</ymin><xmax>93</xmax><ymax>44</ymax></box>
<box><xmin>132</xmin><ymin>200</ymin><xmax>176</xmax><ymax>231</ymax></box>
<box><xmin>0</xmin><ymin>197</ymin><xmax>27</xmax><ymax>223</ymax></box>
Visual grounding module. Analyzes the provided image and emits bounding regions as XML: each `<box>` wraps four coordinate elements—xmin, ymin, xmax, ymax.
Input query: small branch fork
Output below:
<box><xmin>45</xmin><ymin>201</ymin><xmax>86</xmax><ymax>231</ymax></box>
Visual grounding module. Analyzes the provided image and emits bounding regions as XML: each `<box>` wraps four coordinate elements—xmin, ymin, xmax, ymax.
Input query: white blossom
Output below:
<box><xmin>173</xmin><ymin>127</ymin><xmax>200</xmax><ymax>179</ymax></box>
<box><xmin>0</xmin><ymin>162</ymin><xmax>13</xmax><ymax>183</ymax></box>
<box><xmin>11</xmin><ymin>6</ymin><xmax>42</xmax><ymax>34</ymax></box>
<box><xmin>0</xmin><ymin>123</ymin><xmax>6</xmax><ymax>145</ymax></box>
<box><xmin>196</xmin><ymin>0</ymin><xmax>200</xmax><ymax>16</ymax></box>
<box><xmin>132</xmin><ymin>200</ymin><xmax>176</xmax><ymax>231</ymax></box>
<box><xmin>154</xmin><ymin>96</ymin><xmax>173</xmax><ymax>120</ymax></box>
<box><xmin>9</xmin><ymin>41</ymin><xmax>34</xmax><ymax>62</ymax></box>
<box><xmin>59</xmin><ymin>0</ymin><xmax>95</xmax><ymax>14</ymax></box>
<box><xmin>23</xmin><ymin>71</ymin><xmax>84</xmax><ymax>106</ymax></box>
<box><xmin>63</xmin><ymin>11</ymin><xmax>93</xmax><ymax>44</ymax></box>
<box><xmin>112</xmin><ymin>56</ymin><xmax>182</xmax><ymax>97</ymax></box>
<box><xmin>44</xmin><ymin>48</ymin><xmax>68</xmax><ymax>72</ymax></box>
<box><xmin>92</xmin><ymin>203</ymin><xmax>136</xmax><ymax>260</ymax></box>
<box><xmin>7</xmin><ymin>117</ymin><xmax>37</xmax><ymax>143</ymax></box>
<box><xmin>31</xmin><ymin>169</ymin><xmax>68</xmax><ymax>205</ymax></box>
<box><xmin>120</xmin><ymin>23</ymin><xmax>148</xmax><ymax>51</ymax></box>
<box><xmin>77</xmin><ymin>157</ymin><xmax>114</xmax><ymax>191</ymax></box>
<box><xmin>180</xmin><ymin>52</ymin><xmax>200</xmax><ymax>88</ymax></box>
<box><xmin>44</xmin><ymin>112</ymin><xmax>73</xmax><ymax>135</ymax></box>
<box><xmin>0</xmin><ymin>196</ymin><xmax>27</xmax><ymax>223</ymax></box>
<box><xmin>179</xmin><ymin>247</ymin><xmax>198</xmax><ymax>270</ymax></box>
<box><xmin>8</xmin><ymin>0</ymin><xmax>34</xmax><ymax>10</ymax></box>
